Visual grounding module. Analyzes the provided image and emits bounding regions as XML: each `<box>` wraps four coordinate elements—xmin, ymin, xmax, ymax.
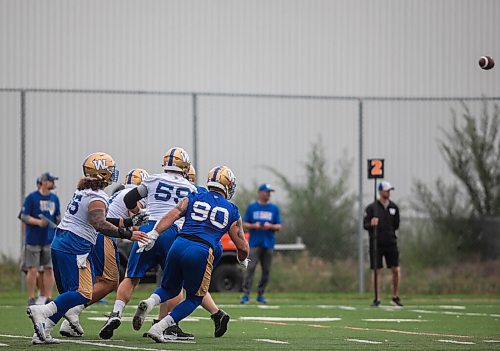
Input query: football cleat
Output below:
<box><xmin>391</xmin><ymin>296</ymin><xmax>404</xmax><ymax>307</ymax></box>
<box><xmin>145</xmin><ymin>323</ymin><xmax>166</xmax><ymax>343</ymax></box>
<box><xmin>59</xmin><ymin>319</ymin><xmax>84</xmax><ymax>337</ymax></box>
<box><xmin>27</xmin><ymin>305</ymin><xmax>50</xmax><ymax>341</ymax></box>
<box><xmin>187</xmin><ymin>164</ymin><xmax>196</xmax><ymax>183</ymax></box>
<box><xmin>207</xmin><ymin>166</ymin><xmax>237</xmax><ymax>199</ymax></box>
<box><xmin>32</xmin><ymin>332</ymin><xmax>61</xmax><ymax>345</ymax></box>
<box><xmin>124</xmin><ymin>168</ymin><xmax>149</xmax><ymax>186</ymax></box>
<box><xmin>162</xmin><ymin>147</ymin><xmax>191</xmax><ymax>177</ymax></box>
<box><xmin>240</xmin><ymin>295</ymin><xmax>249</xmax><ymax>304</ymax></box>
<box><xmin>164</xmin><ymin>324</ymin><xmax>195</xmax><ymax>340</ymax></box>
<box><xmin>99</xmin><ymin>312</ymin><xmax>121</xmax><ymax>339</ymax></box>
<box><xmin>133</xmin><ymin>300</ymin><xmax>154</xmax><ymax>331</ymax></box>
<box><xmin>211</xmin><ymin>310</ymin><xmax>230</xmax><ymax>338</ymax></box>
<box><xmin>371</xmin><ymin>299</ymin><xmax>381</xmax><ymax>307</ymax></box>
<box><xmin>82</xmin><ymin>152</ymin><xmax>119</xmax><ymax>186</ymax></box>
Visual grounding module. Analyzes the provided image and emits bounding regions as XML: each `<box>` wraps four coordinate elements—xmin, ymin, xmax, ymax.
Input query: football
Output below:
<box><xmin>479</xmin><ymin>55</ymin><xmax>495</xmax><ymax>70</ymax></box>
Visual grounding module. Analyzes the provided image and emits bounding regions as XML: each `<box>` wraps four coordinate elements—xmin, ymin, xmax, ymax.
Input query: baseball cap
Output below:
<box><xmin>378</xmin><ymin>181</ymin><xmax>394</xmax><ymax>191</ymax></box>
<box><xmin>258</xmin><ymin>183</ymin><xmax>275</xmax><ymax>192</ymax></box>
<box><xmin>39</xmin><ymin>172</ymin><xmax>58</xmax><ymax>182</ymax></box>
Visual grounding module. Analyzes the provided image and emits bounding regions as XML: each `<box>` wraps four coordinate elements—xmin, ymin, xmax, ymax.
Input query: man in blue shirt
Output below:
<box><xmin>240</xmin><ymin>184</ymin><xmax>281</xmax><ymax>304</ymax></box>
<box><xmin>21</xmin><ymin>172</ymin><xmax>61</xmax><ymax>306</ymax></box>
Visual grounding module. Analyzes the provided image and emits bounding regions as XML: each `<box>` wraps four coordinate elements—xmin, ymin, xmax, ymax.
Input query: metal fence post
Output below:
<box><xmin>357</xmin><ymin>99</ymin><xmax>365</xmax><ymax>294</ymax></box>
<box><xmin>20</xmin><ymin>90</ymin><xmax>26</xmax><ymax>292</ymax></box>
<box><xmin>192</xmin><ymin>94</ymin><xmax>198</xmax><ymax>185</ymax></box>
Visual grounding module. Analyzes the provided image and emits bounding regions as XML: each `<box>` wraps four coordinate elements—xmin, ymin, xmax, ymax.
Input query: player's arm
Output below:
<box><xmin>229</xmin><ymin>217</ymin><xmax>250</xmax><ymax>263</ymax></box>
<box><xmin>123</xmin><ymin>184</ymin><xmax>148</xmax><ymax>214</ymax></box>
<box><xmin>363</xmin><ymin>205</ymin><xmax>373</xmax><ymax>230</ymax></box>
<box><xmin>152</xmin><ymin>197</ymin><xmax>189</xmax><ymax>235</ymax></box>
<box><xmin>88</xmin><ymin>200</ymin><xmax>148</xmax><ymax>242</ymax></box>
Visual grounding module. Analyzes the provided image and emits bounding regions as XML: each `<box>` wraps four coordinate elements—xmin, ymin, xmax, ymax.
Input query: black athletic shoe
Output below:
<box><xmin>99</xmin><ymin>312</ymin><xmax>121</xmax><ymax>340</ymax></box>
<box><xmin>391</xmin><ymin>296</ymin><xmax>403</xmax><ymax>307</ymax></box>
<box><xmin>164</xmin><ymin>324</ymin><xmax>195</xmax><ymax>340</ymax></box>
<box><xmin>28</xmin><ymin>298</ymin><xmax>36</xmax><ymax>306</ymax></box>
<box><xmin>371</xmin><ymin>299</ymin><xmax>381</xmax><ymax>307</ymax></box>
<box><xmin>211</xmin><ymin>309</ymin><xmax>230</xmax><ymax>338</ymax></box>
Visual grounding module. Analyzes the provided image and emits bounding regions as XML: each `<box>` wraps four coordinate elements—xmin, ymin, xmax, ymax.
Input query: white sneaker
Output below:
<box><xmin>145</xmin><ymin>323</ymin><xmax>166</xmax><ymax>343</ymax></box>
<box><xmin>62</xmin><ymin>306</ymin><xmax>85</xmax><ymax>337</ymax></box>
<box><xmin>27</xmin><ymin>305</ymin><xmax>50</xmax><ymax>341</ymax></box>
<box><xmin>132</xmin><ymin>300</ymin><xmax>154</xmax><ymax>331</ymax></box>
<box><xmin>60</xmin><ymin>319</ymin><xmax>84</xmax><ymax>337</ymax></box>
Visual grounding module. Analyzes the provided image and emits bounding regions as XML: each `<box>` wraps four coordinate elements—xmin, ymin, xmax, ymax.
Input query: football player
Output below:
<box><xmin>99</xmin><ymin>147</ymin><xmax>197</xmax><ymax>340</ymax></box>
<box><xmin>145</xmin><ymin>165</ymin><xmax>231</xmax><ymax>340</ymax></box>
<box><xmin>26</xmin><ymin>152</ymin><xmax>149</xmax><ymax>345</ymax></box>
<box><xmin>59</xmin><ymin>168</ymin><xmax>149</xmax><ymax>337</ymax></box>
<box><xmin>133</xmin><ymin>166</ymin><xmax>249</xmax><ymax>343</ymax></box>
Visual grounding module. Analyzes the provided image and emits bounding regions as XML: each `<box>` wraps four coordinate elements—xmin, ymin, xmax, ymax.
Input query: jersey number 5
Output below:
<box><xmin>191</xmin><ymin>201</ymin><xmax>229</xmax><ymax>229</ymax></box>
<box><xmin>67</xmin><ymin>194</ymin><xmax>83</xmax><ymax>215</ymax></box>
<box><xmin>154</xmin><ymin>182</ymin><xmax>190</xmax><ymax>204</ymax></box>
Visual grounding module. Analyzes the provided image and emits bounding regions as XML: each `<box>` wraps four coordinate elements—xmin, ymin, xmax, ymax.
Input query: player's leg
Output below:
<box><xmin>27</xmin><ymin>248</ymin><xmax>92</xmax><ymax>344</ymax></box>
<box><xmin>241</xmin><ymin>246</ymin><xmax>261</xmax><ymax>303</ymax></box>
<box><xmin>146</xmin><ymin>242</ymin><xmax>217</xmax><ymax>343</ymax></box>
<box><xmin>256</xmin><ymin>248</ymin><xmax>273</xmax><ymax>303</ymax></box>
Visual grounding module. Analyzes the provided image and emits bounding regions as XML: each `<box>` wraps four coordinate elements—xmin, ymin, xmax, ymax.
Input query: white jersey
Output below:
<box><xmin>138</xmin><ymin>172</ymin><xmax>196</xmax><ymax>225</ymax></box>
<box><xmin>107</xmin><ymin>185</ymin><xmax>147</xmax><ymax>219</ymax></box>
<box><xmin>58</xmin><ymin>188</ymin><xmax>109</xmax><ymax>245</ymax></box>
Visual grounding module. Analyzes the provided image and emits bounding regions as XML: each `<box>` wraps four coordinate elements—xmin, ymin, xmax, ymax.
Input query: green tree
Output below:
<box><xmin>267</xmin><ymin>141</ymin><xmax>356</xmax><ymax>262</ymax></box>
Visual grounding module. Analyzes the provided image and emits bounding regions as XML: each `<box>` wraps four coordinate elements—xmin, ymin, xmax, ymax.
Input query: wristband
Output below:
<box><xmin>118</xmin><ymin>227</ymin><xmax>132</xmax><ymax>240</ymax></box>
<box><xmin>123</xmin><ymin>217</ymin><xmax>133</xmax><ymax>227</ymax></box>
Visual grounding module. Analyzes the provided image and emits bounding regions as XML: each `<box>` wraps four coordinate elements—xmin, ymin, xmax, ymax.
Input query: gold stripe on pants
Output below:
<box><xmin>77</xmin><ymin>259</ymin><xmax>93</xmax><ymax>300</ymax></box>
<box><xmin>102</xmin><ymin>236</ymin><xmax>119</xmax><ymax>282</ymax></box>
<box><xmin>196</xmin><ymin>248</ymin><xmax>214</xmax><ymax>297</ymax></box>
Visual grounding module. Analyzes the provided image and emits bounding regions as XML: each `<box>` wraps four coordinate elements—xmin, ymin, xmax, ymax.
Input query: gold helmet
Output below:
<box><xmin>207</xmin><ymin>166</ymin><xmax>236</xmax><ymax>199</ymax></box>
<box><xmin>82</xmin><ymin>152</ymin><xmax>119</xmax><ymax>186</ymax></box>
<box><xmin>124</xmin><ymin>168</ymin><xmax>149</xmax><ymax>186</ymax></box>
<box><xmin>187</xmin><ymin>165</ymin><xmax>196</xmax><ymax>183</ymax></box>
<box><xmin>162</xmin><ymin>147</ymin><xmax>191</xmax><ymax>177</ymax></box>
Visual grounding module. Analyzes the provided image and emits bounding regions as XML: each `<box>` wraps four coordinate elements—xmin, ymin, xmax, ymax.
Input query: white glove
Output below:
<box><xmin>136</xmin><ymin>229</ymin><xmax>159</xmax><ymax>253</ymax></box>
<box><xmin>237</xmin><ymin>256</ymin><xmax>250</xmax><ymax>270</ymax></box>
<box><xmin>131</xmin><ymin>209</ymin><xmax>149</xmax><ymax>226</ymax></box>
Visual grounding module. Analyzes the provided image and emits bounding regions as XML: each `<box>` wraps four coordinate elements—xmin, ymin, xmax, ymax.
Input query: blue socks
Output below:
<box><xmin>49</xmin><ymin>291</ymin><xmax>89</xmax><ymax>324</ymax></box>
<box><xmin>170</xmin><ymin>294</ymin><xmax>203</xmax><ymax>323</ymax></box>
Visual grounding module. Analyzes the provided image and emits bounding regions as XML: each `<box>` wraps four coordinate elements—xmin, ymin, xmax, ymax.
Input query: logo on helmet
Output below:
<box><xmin>92</xmin><ymin>159</ymin><xmax>107</xmax><ymax>170</ymax></box>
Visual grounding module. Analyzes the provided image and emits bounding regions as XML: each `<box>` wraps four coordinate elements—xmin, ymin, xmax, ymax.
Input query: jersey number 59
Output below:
<box><xmin>191</xmin><ymin>201</ymin><xmax>228</xmax><ymax>229</ymax></box>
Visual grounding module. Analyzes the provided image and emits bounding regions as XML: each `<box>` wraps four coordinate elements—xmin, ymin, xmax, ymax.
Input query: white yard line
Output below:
<box><xmin>88</xmin><ymin>316</ymin><xmax>201</xmax><ymax>322</ymax></box>
<box><xmin>317</xmin><ymin>305</ymin><xmax>357</xmax><ymax>310</ymax></box>
<box><xmin>0</xmin><ymin>334</ymin><xmax>174</xmax><ymax>351</ymax></box>
<box><xmin>436</xmin><ymin>339</ymin><xmax>475</xmax><ymax>345</ymax></box>
<box><xmin>346</xmin><ymin>338</ymin><xmax>383</xmax><ymax>344</ymax></box>
<box><xmin>240</xmin><ymin>317</ymin><xmax>341</xmax><ymax>322</ymax></box>
<box><xmin>255</xmin><ymin>339</ymin><xmax>289</xmax><ymax>344</ymax></box>
<box><xmin>484</xmin><ymin>340</ymin><xmax>500</xmax><ymax>343</ymax></box>
<box><xmin>438</xmin><ymin>305</ymin><xmax>466</xmax><ymax>310</ymax></box>
<box><xmin>345</xmin><ymin>326</ymin><xmax>472</xmax><ymax>339</ymax></box>
<box><xmin>257</xmin><ymin>305</ymin><xmax>280</xmax><ymax>309</ymax></box>
<box><xmin>362</xmin><ymin>319</ymin><xmax>427</xmax><ymax>322</ymax></box>
<box><xmin>0</xmin><ymin>343</ymin><xmax>8</xmax><ymax>346</ymax></box>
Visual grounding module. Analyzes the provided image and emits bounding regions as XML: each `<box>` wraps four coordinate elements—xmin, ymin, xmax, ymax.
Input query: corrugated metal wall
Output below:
<box><xmin>1</xmin><ymin>0</ymin><xmax>499</xmax><ymax>259</ymax></box>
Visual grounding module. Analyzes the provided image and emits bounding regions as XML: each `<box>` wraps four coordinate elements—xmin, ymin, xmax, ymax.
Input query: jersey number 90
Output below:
<box><xmin>191</xmin><ymin>201</ymin><xmax>228</xmax><ymax>229</ymax></box>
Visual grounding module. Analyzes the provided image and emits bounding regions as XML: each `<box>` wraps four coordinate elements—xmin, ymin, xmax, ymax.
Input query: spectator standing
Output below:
<box><xmin>20</xmin><ymin>172</ymin><xmax>61</xmax><ymax>305</ymax></box>
<box><xmin>363</xmin><ymin>181</ymin><xmax>402</xmax><ymax>307</ymax></box>
<box><xmin>240</xmin><ymin>184</ymin><xmax>281</xmax><ymax>304</ymax></box>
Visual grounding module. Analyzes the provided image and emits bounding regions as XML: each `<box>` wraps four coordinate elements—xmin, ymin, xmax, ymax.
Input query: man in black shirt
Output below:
<box><xmin>363</xmin><ymin>181</ymin><xmax>402</xmax><ymax>307</ymax></box>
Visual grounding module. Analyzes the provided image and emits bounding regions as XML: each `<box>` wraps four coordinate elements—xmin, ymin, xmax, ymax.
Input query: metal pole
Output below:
<box><xmin>192</xmin><ymin>94</ymin><xmax>198</xmax><ymax>185</ymax></box>
<box><xmin>20</xmin><ymin>90</ymin><xmax>26</xmax><ymax>292</ymax></box>
<box><xmin>372</xmin><ymin>179</ymin><xmax>379</xmax><ymax>303</ymax></box>
<box><xmin>357</xmin><ymin>99</ymin><xmax>364</xmax><ymax>294</ymax></box>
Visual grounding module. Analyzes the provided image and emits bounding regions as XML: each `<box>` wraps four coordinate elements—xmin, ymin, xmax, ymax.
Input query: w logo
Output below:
<box><xmin>92</xmin><ymin>159</ymin><xmax>107</xmax><ymax>170</ymax></box>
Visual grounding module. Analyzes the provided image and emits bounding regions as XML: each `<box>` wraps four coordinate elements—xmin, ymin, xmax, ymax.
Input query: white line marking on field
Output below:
<box><xmin>0</xmin><ymin>343</ymin><xmax>8</xmax><ymax>346</ymax></box>
<box><xmin>362</xmin><ymin>319</ymin><xmax>427</xmax><ymax>322</ymax></box>
<box><xmin>345</xmin><ymin>327</ymin><xmax>472</xmax><ymax>339</ymax></box>
<box><xmin>317</xmin><ymin>305</ymin><xmax>356</xmax><ymax>310</ymax></box>
<box><xmin>484</xmin><ymin>340</ymin><xmax>500</xmax><ymax>343</ymax></box>
<box><xmin>437</xmin><ymin>339</ymin><xmax>475</xmax><ymax>345</ymax></box>
<box><xmin>0</xmin><ymin>306</ymin><xmax>14</xmax><ymax>308</ymax></box>
<box><xmin>0</xmin><ymin>334</ymin><xmax>172</xmax><ymax>350</ymax></box>
<box><xmin>438</xmin><ymin>305</ymin><xmax>466</xmax><ymax>310</ymax></box>
<box><xmin>410</xmin><ymin>309</ymin><xmax>500</xmax><ymax>318</ymax></box>
<box><xmin>255</xmin><ymin>339</ymin><xmax>289</xmax><ymax>344</ymax></box>
<box><xmin>88</xmin><ymin>316</ymin><xmax>201</xmax><ymax>322</ymax></box>
<box><xmin>346</xmin><ymin>338</ymin><xmax>383</xmax><ymax>344</ymax></box>
<box><xmin>241</xmin><ymin>317</ymin><xmax>341</xmax><ymax>322</ymax></box>
<box><xmin>257</xmin><ymin>305</ymin><xmax>280</xmax><ymax>309</ymax></box>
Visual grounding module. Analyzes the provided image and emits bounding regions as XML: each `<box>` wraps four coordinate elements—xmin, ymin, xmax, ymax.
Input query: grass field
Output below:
<box><xmin>1</xmin><ymin>290</ymin><xmax>499</xmax><ymax>350</ymax></box>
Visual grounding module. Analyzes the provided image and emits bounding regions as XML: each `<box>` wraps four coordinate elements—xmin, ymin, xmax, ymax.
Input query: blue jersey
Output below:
<box><xmin>180</xmin><ymin>191</ymin><xmax>240</xmax><ymax>250</ymax></box>
<box><xmin>22</xmin><ymin>190</ymin><xmax>60</xmax><ymax>245</ymax></box>
<box><xmin>244</xmin><ymin>201</ymin><xmax>281</xmax><ymax>249</ymax></box>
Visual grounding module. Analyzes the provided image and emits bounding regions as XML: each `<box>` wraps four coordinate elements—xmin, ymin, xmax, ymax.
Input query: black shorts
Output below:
<box><xmin>369</xmin><ymin>243</ymin><xmax>399</xmax><ymax>269</ymax></box>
